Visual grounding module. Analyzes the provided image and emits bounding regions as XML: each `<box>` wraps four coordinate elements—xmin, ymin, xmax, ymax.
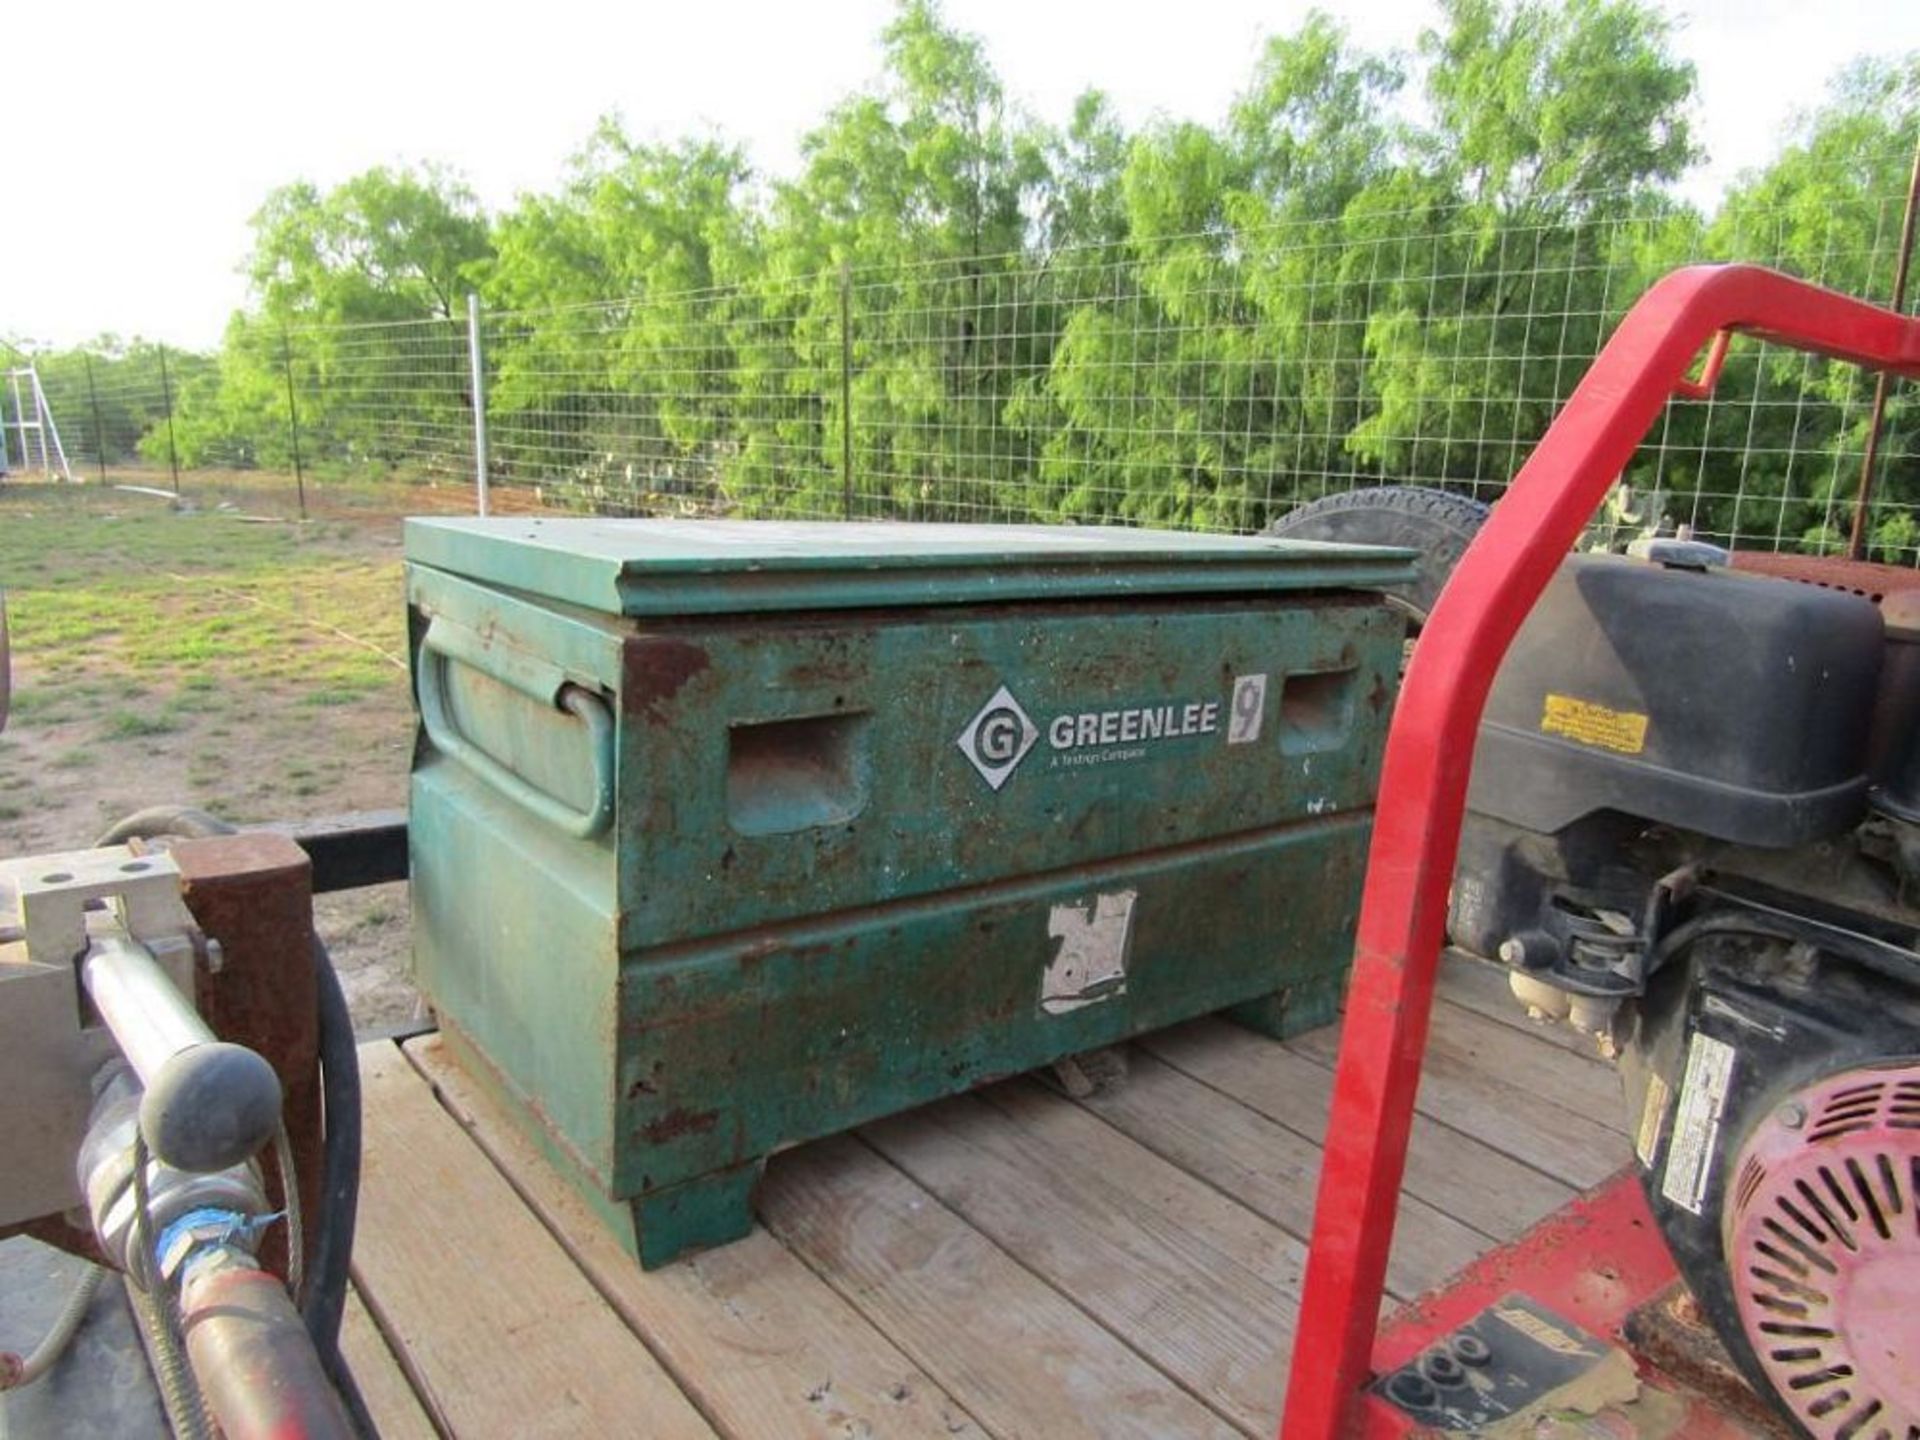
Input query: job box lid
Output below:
<box><xmin>403</xmin><ymin>517</ymin><xmax>1415</xmax><ymax>617</ymax></box>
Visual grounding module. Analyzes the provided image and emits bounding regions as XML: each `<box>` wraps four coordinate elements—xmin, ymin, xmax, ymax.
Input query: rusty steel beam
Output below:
<box><xmin>171</xmin><ymin>834</ymin><xmax>321</xmax><ymax>1284</ymax></box>
<box><xmin>251</xmin><ymin>809</ymin><xmax>408</xmax><ymax>895</ymax></box>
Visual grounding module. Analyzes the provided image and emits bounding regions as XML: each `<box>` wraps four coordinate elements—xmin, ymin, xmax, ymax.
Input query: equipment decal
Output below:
<box><xmin>1227</xmin><ymin>674</ymin><xmax>1269</xmax><ymax>744</ymax></box>
<box><xmin>1540</xmin><ymin>694</ymin><xmax>1649</xmax><ymax>755</ymax></box>
<box><xmin>1660</xmin><ymin>1032</ymin><xmax>1735</xmax><ymax>1216</ymax></box>
<box><xmin>1635</xmin><ymin>1071</ymin><xmax>1670</xmax><ymax>1168</ymax></box>
<box><xmin>957</xmin><ymin>678</ymin><xmax>1230</xmax><ymax>790</ymax></box>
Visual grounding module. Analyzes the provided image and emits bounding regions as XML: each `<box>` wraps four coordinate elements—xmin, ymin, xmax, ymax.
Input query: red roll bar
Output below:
<box><xmin>1279</xmin><ymin>264</ymin><xmax>1920</xmax><ymax>1440</ymax></box>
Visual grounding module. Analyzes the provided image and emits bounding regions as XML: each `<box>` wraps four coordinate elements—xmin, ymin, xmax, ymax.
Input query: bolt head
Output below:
<box><xmin>1777</xmin><ymin>1101</ymin><xmax>1807</xmax><ymax>1130</ymax></box>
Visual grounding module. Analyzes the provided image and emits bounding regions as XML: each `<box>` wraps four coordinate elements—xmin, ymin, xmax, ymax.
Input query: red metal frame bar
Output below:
<box><xmin>1278</xmin><ymin>264</ymin><xmax>1920</xmax><ymax>1440</ymax></box>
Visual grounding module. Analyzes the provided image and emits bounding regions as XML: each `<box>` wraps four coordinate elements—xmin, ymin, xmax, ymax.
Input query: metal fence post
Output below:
<box><xmin>1847</xmin><ymin>132</ymin><xmax>1920</xmax><ymax>560</ymax></box>
<box><xmin>839</xmin><ymin>263</ymin><xmax>854</xmax><ymax>521</ymax></box>
<box><xmin>281</xmin><ymin>329</ymin><xmax>307</xmax><ymax>520</ymax></box>
<box><xmin>467</xmin><ymin>294</ymin><xmax>490</xmax><ymax>517</ymax></box>
<box><xmin>157</xmin><ymin>344</ymin><xmax>181</xmax><ymax>495</ymax></box>
<box><xmin>83</xmin><ymin>353</ymin><xmax>108</xmax><ymax>484</ymax></box>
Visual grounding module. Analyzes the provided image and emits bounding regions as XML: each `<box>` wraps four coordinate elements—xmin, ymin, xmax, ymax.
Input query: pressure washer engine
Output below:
<box><xmin>1449</xmin><ymin>542</ymin><xmax>1920</xmax><ymax>1438</ymax></box>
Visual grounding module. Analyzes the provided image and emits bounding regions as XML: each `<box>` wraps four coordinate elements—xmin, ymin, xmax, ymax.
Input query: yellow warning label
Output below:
<box><xmin>1540</xmin><ymin>694</ymin><xmax>1649</xmax><ymax>755</ymax></box>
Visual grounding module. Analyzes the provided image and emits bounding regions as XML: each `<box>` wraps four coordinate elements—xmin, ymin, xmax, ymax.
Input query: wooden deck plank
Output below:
<box><xmin>351</xmin><ymin>1043</ymin><xmax>716</xmax><ymax>1440</ymax></box>
<box><xmin>349</xmin><ymin>955</ymin><xmax>1637</xmax><ymax>1439</ymax></box>
<box><xmin>866</xmin><ymin>1081</ymin><xmax>1304</xmax><ymax>1435</ymax></box>
<box><xmin>403</xmin><ymin>1035</ymin><xmax>987</xmax><ymax>1440</ymax></box>
<box><xmin>762</xmin><ymin>1133</ymin><xmax>1241</xmax><ymax>1440</ymax></box>
<box><xmin>1063</xmin><ymin>1051</ymin><xmax>1485</xmax><ymax>1301</ymax></box>
<box><xmin>339</xmin><ymin>1286</ymin><xmax>441</xmax><ymax>1440</ymax></box>
<box><xmin>1142</xmin><ymin>1018</ymin><xmax>1575</xmax><ymax>1242</ymax></box>
<box><xmin>1426</xmin><ymin>999</ymin><xmax>1627</xmax><ymax>1133</ymax></box>
<box><xmin>1286</xmin><ymin>1008</ymin><xmax>1630</xmax><ymax>1188</ymax></box>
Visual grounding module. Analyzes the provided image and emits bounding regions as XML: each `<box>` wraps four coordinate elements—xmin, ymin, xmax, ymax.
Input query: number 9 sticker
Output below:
<box><xmin>1227</xmin><ymin>673</ymin><xmax>1268</xmax><ymax>745</ymax></box>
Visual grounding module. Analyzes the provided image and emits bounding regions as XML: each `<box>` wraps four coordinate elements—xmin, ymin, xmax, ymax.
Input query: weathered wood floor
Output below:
<box><xmin>344</xmin><ymin>952</ymin><xmax>1633</xmax><ymax>1439</ymax></box>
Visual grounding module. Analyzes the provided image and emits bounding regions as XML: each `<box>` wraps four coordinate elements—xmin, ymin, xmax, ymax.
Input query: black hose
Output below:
<box><xmin>1653</xmin><ymin>901</ymin><xmax>1920</xmax><ymax>989</ymax></box>
<box><xmin>93</xmin><ymin>805</ymin><xmax>239</xmax><ymax>847</ymax></box>
<box><xmin>304</xmin><ymin>939</ymin><xmax>362</xmax><ymax>1375</ymax></box>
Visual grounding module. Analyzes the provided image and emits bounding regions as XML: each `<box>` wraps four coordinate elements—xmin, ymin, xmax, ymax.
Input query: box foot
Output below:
<box><xmin>625</xmin><ymin>1159</ymin><xmax>767</xmax><ymax>1269</ymax></box>
<box><xmin>1228</xmin><ymin>970</ymin><xmax>1347</xmax><ymax>1040</ymax></box>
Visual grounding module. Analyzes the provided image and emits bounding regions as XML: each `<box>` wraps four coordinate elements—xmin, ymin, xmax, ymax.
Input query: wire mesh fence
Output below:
<box><xmin>11</xmin><ymin>173</ymin><xmax>1918</xmax><ymax>558</ymax></box>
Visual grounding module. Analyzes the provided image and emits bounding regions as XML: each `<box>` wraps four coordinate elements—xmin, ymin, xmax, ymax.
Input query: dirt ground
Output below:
<box><xmin>0</xmin><ymin>466</ymin><xmax>524</xmax><ymax>1031</ymax></box>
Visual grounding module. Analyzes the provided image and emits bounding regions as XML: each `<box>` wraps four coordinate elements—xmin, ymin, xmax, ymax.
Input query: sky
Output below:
<box><xmin>3</xmin><ymin>0</ymin><xmax>1914</xmax><ymax>353</ymax></box>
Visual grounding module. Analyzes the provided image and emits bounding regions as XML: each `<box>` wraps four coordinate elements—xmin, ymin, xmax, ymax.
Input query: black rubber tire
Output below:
<box><xmin>1266</xmin><ymin>485</ymin><xmax>1491</xmax><ymax>627</ymax></box>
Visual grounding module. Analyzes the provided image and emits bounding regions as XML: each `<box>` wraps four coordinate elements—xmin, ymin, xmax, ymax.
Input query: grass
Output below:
<box><xmin>0</xmin><ymin>487</ymin><xmax>406</xmax><ymax>719</ymax></box>
<box><xmin>101</xmin><ymin>709</ymin><xmax>183</xmax><ymax>739</ymax></box>
<box><xmin>0</xmin><ymin>479</ymin><xmax>419</xmax><ymax>850</ymax></box>
<box><xmin>3</xmin><ymin>687</ymin><xmax>73</xmax><ymax>722</ymax></box>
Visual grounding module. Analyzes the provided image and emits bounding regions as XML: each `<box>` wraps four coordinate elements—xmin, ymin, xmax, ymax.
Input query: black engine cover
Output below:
<box><xmin>1469</xmin><ymin>555</ymin><xmax>1883</xmax><ymax>848</ymax></box>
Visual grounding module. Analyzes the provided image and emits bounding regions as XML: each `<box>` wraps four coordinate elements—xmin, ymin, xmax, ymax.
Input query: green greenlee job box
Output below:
<box><xmin>403</xmin><ymin>519</ymin><xmax>1412</xmax><ymax>1267</ymax></box>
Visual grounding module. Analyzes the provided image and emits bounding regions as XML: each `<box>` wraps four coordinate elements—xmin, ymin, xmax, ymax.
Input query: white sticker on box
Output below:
<box><xmin>1660</xmin><ymin>1032</ymin><xmax>1736</xmax><ymax>1216</ymax></box>
<box><xmin>1042</xmin><ymin>890</ymin><xmax>1137</xmax><ymax>1015</ymax></box>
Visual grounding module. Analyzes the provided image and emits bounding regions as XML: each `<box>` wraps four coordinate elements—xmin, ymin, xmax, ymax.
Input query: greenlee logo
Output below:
<box><xmin>956</xmin><ymin>684</ymin><xmax>1039</xmax><ymax>791</ymax></box>
<box><xmin>959</xmin><ymin>680</ymin><xmax>1232</xmax><ymax>792</ymax></box>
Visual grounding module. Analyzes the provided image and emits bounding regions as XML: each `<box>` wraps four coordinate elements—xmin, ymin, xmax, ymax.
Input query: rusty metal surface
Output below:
<box><xmin>251</xmin><ymin>809</ymin><xmax>408</xmax><ymax>894</ymax></box>
<box><xmin>1621</xmin><ymin>1285</ymin><xmax>1796</xmax><ymax>1440</ymax></box>
<box><xmin>1729</xmin><ymin>549</ymin><xmax>1920</xmax><ymax>603</ymax></box>
<box><xmin>169</xmin><ymin>834</ymin><xmax>320</xmax><ymax>1283</ymax></box>
<box><xmin>408</xmin><ymin>527</ymin><xmax>1406</xmax><ymax>1267</ymax></box>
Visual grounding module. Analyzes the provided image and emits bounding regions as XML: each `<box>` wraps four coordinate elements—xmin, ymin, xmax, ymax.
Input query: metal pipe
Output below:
<box><xmin>1847</xmin><ymin>132</ymin><xmax>1920</xmax><ymax>560</ymax></box>
<box><xmin>84</xmin><ymin>353</ymin><xmax>108</xmax><ymax>484</ymax></box>
<box><xmin>839</xmin><ymin>263</ymin><xmax>855</xmax><ymax>520</ymax></box>
<box><xmin>179</xmin><ymin>1250</ymin><xmax>354</xmax><ymax>1440</ymax></box>
<box><xmin>467</xmin><ymin>293</ymin><xmax>490</xmax><ymax>516</ymax></box>
<box><xmin>281</xmin><ymin>330</ymin><xmax>307</xmax><ymax>520</ymax></box>
<box><xmin>80</xmin><ymin>934</ymin><xmax>282</xmax><ymax>1173</ymax></box>
<box><xmin>82</xmin><ymin>932</ymin><xmax>214</xmax><ymax>1081</ymax></box>
<box><xmin>157</xmin><ymin>345</ymin><xmax>181</xmax><ymax>495</ymax></box>
<box><xmin>77</xmin><ymin>1063</ymin><xmax>265</xmax><ymax>1281</ymax></box>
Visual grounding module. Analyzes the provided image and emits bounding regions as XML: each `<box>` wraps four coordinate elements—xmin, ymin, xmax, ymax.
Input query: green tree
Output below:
<box><xmin>1347</xmin><ymin>0</ymin><xmax>1699</xmax><ymax>492</ymax></box>
<box><xmin>481</xmin><ymin>123</ymin><xmax>756</xmax><ymax>506</ymax></box>
<box><xmin>249</xmin><ymin>164</ymin><xmax>493</xmax><ymax>326</ymax></box>
<box><xmin>739</xmin><ymin>0</ymin><xmax>1052</xmax><ymax>517</ymax></box>
<box><xmin>1688</xmin><ymin>56</ymin><xmax>1920</xmax><ymax>555</ymax></box>
<box><xmin>203</xmin><ymin>165</ymin><xmax>496</xmax><ymax>475</ymax></box>
<box><xmin>1016</xmin><ymin>14</ymin><xmax>1409</xmax><ymax>528</ymax></box>
<box><xmin>137</xmin><ymin>0</ymin><xmax>1909</xmax><ymax>546</ymax></box>
<box><xmin>1421</xmin><ymin>0</ymin><xmax>1694</xmax><ymax>213</ymax></box>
